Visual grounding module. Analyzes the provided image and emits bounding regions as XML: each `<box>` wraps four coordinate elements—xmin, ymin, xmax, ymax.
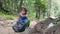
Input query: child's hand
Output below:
<box><xmin>26</xmin><ymin>14</ymin><xmax>28</xmax><ymax>18</ymax></box>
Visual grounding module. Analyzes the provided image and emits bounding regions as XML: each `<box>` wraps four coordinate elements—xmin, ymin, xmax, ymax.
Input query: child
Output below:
<box><xmin>18</xmin><ymin>7</ymin><xmax>29</xmax><ymax>30</ymax></box>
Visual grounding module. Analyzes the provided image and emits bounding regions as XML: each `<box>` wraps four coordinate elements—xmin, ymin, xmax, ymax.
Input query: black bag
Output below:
<box><xmin>12</xmin><ymin>21</ymin><xmax>27</xmax><ymax>32</ymax></box>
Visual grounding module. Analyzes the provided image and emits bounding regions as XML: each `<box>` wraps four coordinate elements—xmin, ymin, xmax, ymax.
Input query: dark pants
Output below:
<box><xmin>19</xmin><ymin>19</ymin><xmax>29</xmax><ymax>30</ymax></box>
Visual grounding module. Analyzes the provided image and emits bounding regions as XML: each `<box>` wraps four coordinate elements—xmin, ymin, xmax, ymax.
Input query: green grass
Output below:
<box><xmin>0</xmin><ymin>12</ymin><xmax>17</xmax><ymax>20</ymax></box>
<box><xmin>0</xmin><ymin>11</ymin><xmax>36</xmax><ymax>20</ymax></box>
<box><xmin>0</xmin><ymin>11</ymin><xmax>45</xmax><ymax>20</ymax></box>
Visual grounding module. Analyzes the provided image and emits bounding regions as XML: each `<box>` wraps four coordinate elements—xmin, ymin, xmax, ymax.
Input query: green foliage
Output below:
<box><xmin>1</xmin><ymin>0</ymin><xmax>20</xmax><ymax>14</ymax></box>
<box><xmin>1</xmin><ymin>0</ymin><xmax>47</xmax><ymax>19</ymax></box>
<box><xmin>28</xmin><ymin>12</ymin><xmax>36</xmax><ymax>18</ymax></box>
<box><xmin>34</xmin><ymin>0</ymin><xmax>47</xmax><ymax>19</ymax></box>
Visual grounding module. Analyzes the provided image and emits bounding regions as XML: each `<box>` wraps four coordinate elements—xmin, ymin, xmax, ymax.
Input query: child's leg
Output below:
<box><xmin>19</xmin><ymin>19</ymin><xmax>24</xmax><ymax>23</ymax></box>
<box><xmin>24</xmin><ymin>19</ymin><xmax>28</xmax><ymax>23</ymax></box>
<box><xmin>24</xmin><ymin>19</ymin><xmax>29</xmax><ymax>30</ymax></box>
<box><xmin>25</xmin><ymin>27</ymin><xmax>29</xmax><ymax>31</ymax></box>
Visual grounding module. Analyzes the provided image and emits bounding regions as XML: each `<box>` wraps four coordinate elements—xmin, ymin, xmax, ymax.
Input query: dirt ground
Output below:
<box><xmin>0</xmin><ymin>26</ymin><xmax>31</xmax><ymax>34</ymax></box>
<box><xmin>0</xmin><ymin>17</ymin><xmax>60</xmax><ymax>34</ymax></box>
<box><xmin>0</xmin><ymin>17</ymin><xmax>37</xmax><ymax>34</ymax></box>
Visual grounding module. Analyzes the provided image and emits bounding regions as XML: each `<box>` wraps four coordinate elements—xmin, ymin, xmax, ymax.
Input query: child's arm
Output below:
<box><xmin>26</xmin><ymin>14</ymin><xmax>28</xmax><ymax>19</ymax></box>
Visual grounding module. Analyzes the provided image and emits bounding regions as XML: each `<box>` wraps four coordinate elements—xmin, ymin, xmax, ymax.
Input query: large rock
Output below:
<box><xmin>31</xmin><ymin>17</ymin><xmax>60</xmax><ymax>34</ymax></box>
<box><xmin>32</xmin><ymin>18</ymin><xmax>54</xmax><ymax>34</ymax></box>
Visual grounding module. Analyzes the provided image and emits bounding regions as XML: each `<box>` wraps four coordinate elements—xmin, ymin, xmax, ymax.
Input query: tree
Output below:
<box><xmin>19</xmin><ymin>0</ymin><xmax>23</xmax><ymax>12</ymax></box>
<box><xmin>0</xmin><ymin>1</ymin><xmax>2</xmax><ymax>9</ymax></box>
<box><xmin>0</xmin><ymin>1</ymin><xmax>10</xmax><ymax>13</ymax></box>
<box><xmin>47</xmin><ymin>0</ymin><xmax>52</xmax><ymax>17</ymax></box>
<box><xmin>34</xmin><ymin>0</ymin><xmax>41</xmax><ymax>19</ymax></box>
<box><xmin>34</xmin><ymin>0</ymin><xmax>47</xmax><ymax>19</ymax></box>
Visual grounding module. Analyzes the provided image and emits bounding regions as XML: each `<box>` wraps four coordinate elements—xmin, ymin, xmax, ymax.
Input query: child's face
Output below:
<box><xmin>21</xmin><ymin>9</ymin><xmax>26</xmax><ymax>14</ymax></box>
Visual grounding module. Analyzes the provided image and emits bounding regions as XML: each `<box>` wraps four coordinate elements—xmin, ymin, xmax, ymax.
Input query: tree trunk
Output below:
<box><xmin>36</xmin><ymin>7</ymin><xmax>40</xmax><ymax>19</ymax></box>
<box><xmin>47</xmin><ymin>0</ymin><xmax>51</xmax><ymax>17</ymax></box>
<box><xmin>19</xmin><ymin>0</ymin><xmax>23</xmax><ymax>12</ymax></box>
<box><xmin>36</xmin><ymin>11</ymin><xmax>38</xmax><ymax>19</ymax></box>
<box><xmin>0</xmin><ymin>1</ymin><xmax>2</xmax><ymax>9</ymax></box>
